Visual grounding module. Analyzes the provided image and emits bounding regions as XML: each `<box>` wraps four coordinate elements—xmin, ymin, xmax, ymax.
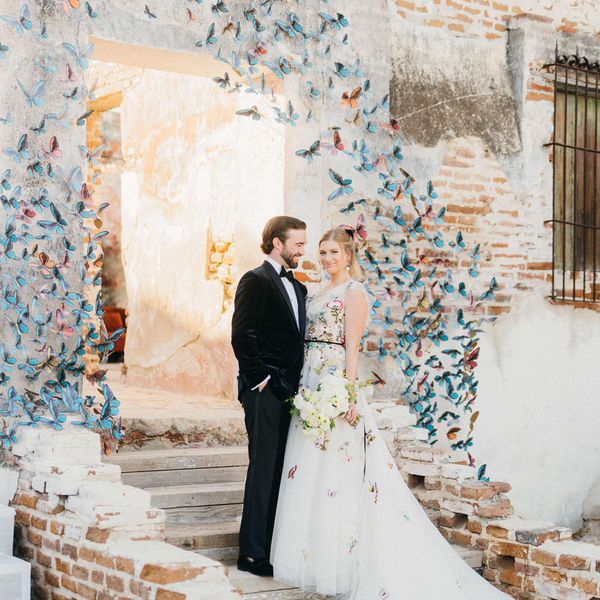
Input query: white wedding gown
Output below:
<box><xmin>271</xmin><ymin>280</ymin><xmax>509</xmax><ymax>599</ymax></box>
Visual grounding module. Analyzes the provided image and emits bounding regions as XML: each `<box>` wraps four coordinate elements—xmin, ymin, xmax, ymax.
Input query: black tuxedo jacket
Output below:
<box><xmin>232</xmin><ymin>260</ymin><xmax>307</xmax><ymax>401</ymax></box>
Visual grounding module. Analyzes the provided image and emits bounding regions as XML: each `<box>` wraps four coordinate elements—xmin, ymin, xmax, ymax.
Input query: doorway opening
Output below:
<box><xmin>85</xmin><ymin>40</ymin><xmax>286</xmax><ymax>397</ymax></box>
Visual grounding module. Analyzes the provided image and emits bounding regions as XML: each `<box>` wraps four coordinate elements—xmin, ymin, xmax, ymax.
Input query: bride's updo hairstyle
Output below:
<box><xmin>319</xmin><ymin>228</ymin><xmax>363</xmax><ymax>281</ymax></box>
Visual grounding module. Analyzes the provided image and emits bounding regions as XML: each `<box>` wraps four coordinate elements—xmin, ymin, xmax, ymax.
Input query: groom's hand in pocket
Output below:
<box><xmin>258</xmin><ymin>380</ymin><xmax>268</xmax><ymax>392</ymax></box>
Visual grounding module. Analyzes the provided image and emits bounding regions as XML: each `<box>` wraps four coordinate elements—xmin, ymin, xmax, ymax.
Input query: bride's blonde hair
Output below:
<box><xmin>319</xmin><ymin>228</ymin><xmax>363</xmax><ymax>281</ymax></box>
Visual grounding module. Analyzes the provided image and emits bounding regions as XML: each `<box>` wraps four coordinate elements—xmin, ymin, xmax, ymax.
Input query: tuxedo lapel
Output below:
<box><xmin>262</xmin><ymin>261</ymin><xmax>299</xmax><ymax>333</ymax></box>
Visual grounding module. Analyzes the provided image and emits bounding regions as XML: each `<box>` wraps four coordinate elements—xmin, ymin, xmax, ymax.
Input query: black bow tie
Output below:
<box><xmin>279</xmin><ymin>267</ymin><xmax>295</xmax><ymax>282</ymax></box>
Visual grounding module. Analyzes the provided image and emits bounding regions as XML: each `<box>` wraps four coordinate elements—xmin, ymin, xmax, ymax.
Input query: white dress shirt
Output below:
<box><xmin>264</xmin><ymin>255</ymin><xmax>299</xmax><ymax>328</ymax></box>
<box><xmin>252</xmin><ymin>256</ymin><xmax>300</xmax><ymax>390</ymax></box>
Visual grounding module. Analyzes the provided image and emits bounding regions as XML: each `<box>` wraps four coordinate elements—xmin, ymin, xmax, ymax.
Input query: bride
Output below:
<box><xmin>270</xmin><ymin>227</ymin><xmax>509</xmax><ymax>599</ymax></box>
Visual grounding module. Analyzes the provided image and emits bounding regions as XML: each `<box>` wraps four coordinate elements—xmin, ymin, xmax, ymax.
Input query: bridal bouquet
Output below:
<box><xmin>289</xmin><ymin>374</ymin><xmax>362</xmax><ymax>450</ymax></box>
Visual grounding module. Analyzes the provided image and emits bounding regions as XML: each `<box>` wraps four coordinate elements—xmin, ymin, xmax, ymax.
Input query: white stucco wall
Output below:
<box><xmin>474</xmin><ymin>296</ymin><xmax>600</xmax><ymax>530</ymax></box>
<box><xmin>116</xmin><ymin>66</ymin><xmax>285</xmax><ymax>393</ymax></box>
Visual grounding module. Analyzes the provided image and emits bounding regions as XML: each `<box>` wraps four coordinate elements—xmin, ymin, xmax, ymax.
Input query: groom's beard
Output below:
<box><xmin>281</xmin><ymin>249</ymin><xmax>300</xmax><ymax>269</ymax></box>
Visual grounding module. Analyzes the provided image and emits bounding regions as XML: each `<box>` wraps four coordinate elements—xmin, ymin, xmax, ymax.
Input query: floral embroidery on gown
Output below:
<box><xmin>270</xmin><ymin>280</ymin><xmax>510</xmax><ymax>600</ymax></box>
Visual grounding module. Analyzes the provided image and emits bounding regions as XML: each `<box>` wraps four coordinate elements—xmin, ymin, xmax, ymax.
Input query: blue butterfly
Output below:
<box><xmin>263</xmin><ymin>56</ymin><xmax>291</xmax><ymax>79</ymax></box>
<box><xmin>3</xmin><ymin>134</ymin><xmax>29</xmax><ymax>163</ymax></box>
<box><xmin>211</xmin><ymin>0</ymin><xmax>228</xmax><ymax>17</ymax></box>
<box><xmin>196</xmin><ymin>23</ymin><xmax>217</xmax><ymax>48</ymax></box>
<box><xmin>38</xmin><ymin>202</ymin><xmax>68</xmax><ymax>233</ymax></box>
<box><xmin>449</xmin><ymin>230</ymin><xmax>466</xmax><ymax>250</ymax></box>
<box><xmin>479</xmin><ymin>277</ymin><xmax>498</xmax><ymax>301</ymax></box>
<box><xmin>33</xmin><ymin>53</ymin><xmax>56</xmax><ymax>74</ymax></box>
<box><xmin>273</xmin><ymin>101</ymin><xmax>299</xmax><ymax>127</ymax></box>
<box><xmin>327</xmin><ymin>169</ymin><xmax>353</xmax><ymax>201</ymax></box>
<box><xmin>85</xmin><ymin>2</ymin><xmax>97</xmax><ymax>18</ymax></box>
<box><xmin>236</xmin><ymin>105</ymin><xmax>263</xmax><ymax>120</ymax></box>
<box><xmin>296</xmin><ymin>140</ymin><xmax>321</xmax><ymax>163</ymax></box>
<box><xmin>213</xmin><ymin>71</ymin><xmax>230</xmax><ymax>89</ymax></box>
<box><xmin>1</xmin><ymin>169</ymin><xmax>11</xmax><ymax>191</ymax></box>
<box><xmin>333</xmin><ymin>62</ymin><xmax>349</xmax><ymax>78</ymax></box>
<box><xmin>17</xmin><ymin>78</ymin><xmax>46</xmax><ymax>107</ymax></box>
<box><xmin>62</xmin><ymin>42</ymin><xmax>94</xmax><ymax>69</ymax></box>
<box><xmin>0</xmin><ymin>4</ymin><xmax>32</xmax><ymax>35</ymax></box>
<box><xmin>318</xmin><ymin>12</ymin><xmax>348</xmax><ymax>30</ymax></box>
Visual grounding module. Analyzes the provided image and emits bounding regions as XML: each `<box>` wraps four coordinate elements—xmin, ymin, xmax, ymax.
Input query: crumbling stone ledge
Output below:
<box><xmin>8</xmin><ymin>424</ymin><xmax>240</xmax><ymax>600</ymax></box>
<box><xmin>373</xmin><ymin>401</ymin><xmax>600</xmax><ymax>600</ymax></box>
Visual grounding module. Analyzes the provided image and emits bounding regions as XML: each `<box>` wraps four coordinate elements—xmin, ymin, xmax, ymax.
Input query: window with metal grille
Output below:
<box><xmin>549</xmin><ymin>49</ymin><xmax>600</xmax><ymax>303</ymax></box>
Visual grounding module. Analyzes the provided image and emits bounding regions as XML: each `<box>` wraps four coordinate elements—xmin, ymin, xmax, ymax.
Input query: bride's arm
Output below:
<box><xmin>344</xmin><ymin>288</ymin><xmax>368</xmax><ymax>422</ymax></box>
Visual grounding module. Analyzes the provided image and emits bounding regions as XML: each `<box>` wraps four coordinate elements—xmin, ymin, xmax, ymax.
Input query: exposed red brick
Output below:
<box><xmin>37</xmin><ymin>550</ymin><xmax>52</xmax><ymax>568</ymax></box>
<box><xmin>92</xmin><ymin>569</ymin><xmax>105</xmax><ymax>585</ymax></box>
<box><xmin>61</xmin><ymin>575</ymin><xmax>78</xmax><ymax>593</ymax></box>
<box><xmin>77</xmin><ymin>582</ymin><xmax>97</xmax><ymax>600</ymax></box>
<box><xmin>543</xmin><ymin>567</ymin><xmax>567</xmax><ymax>583</ymax></box>
<box><xmin>570</xmin><ymin>576</ymin><xmax>598</xmax><ymax>594</ymax></box>
<box><xmin>467</xmin><ymin>519</ymin><xmax>482</xmax><ymax>534</ymax></box>
<box><xmin>61</xmin><ymin>542</ymin><xmax>78</xmax><ymax>561</ymax></box>
<box><xmin>55</xmin><ymin>557</ymin><xmax>71</xmax><ymax>575</ymax></box>
<box><xmin>94</xmin><ymin>550</ymin><xmax>115</xmax><ymax>569</ymax></box>
<box><xmin>79</xmin><ymin>547</ymin><xmax>95</xmax><ymax>563</ymax></box>
<box><xmin>155</xmin><ymin>590</ymin><xmax>186</xmax><ymax>600</ymax></box>
<box><xmin>558</xmin><ymin>554</ymin><xmax>590</xmax><ymax>570</ymax></box>
<box><xmin>86</xmin><ymin>527</ymin><xmax>111</xmax><ymax>543</ymax></box>
<box><xmin>499</xmin><ymin>568</ymin><xmax>523</xmax><ymax>588</ymax></box>
<box><xmin>490</xmin><ymin>541</ymin><xmax>528</xmax><ymax>560</ymax></box>
<box><xmin>27</xmin><ymin>529</ymin><xmax>42</xmax><ymax>547</ymax></box>
<box><xmin>45</xmin><ymin>571</ymin><xmax>60</xmax><ymax>588</ymax></box>
<box><xmin>140</xmin><ymin>564</ymin><xmax>205</xmax><ymax>584</ymax></box>
<box><xmin>30</xmin><ymin>515</ymin><xmax>48</xmax><ymax>531</ymax></box>
<box><xmin>72</xmin><ymin>564</ymin><xmax>89</xmax><ymax>581</ymax></box>
<box><xmin>50</xmin><ymin>520</ymin><xmax>64</xmax><ymax>536</ymax></box>
<box><xmin>107</xmin><ymin>574</ymin><xmax>125</xmax><ymax>593</ymax></box>
<box><xmin>529</xmin><ymin>548</ymin><xmax>556</xmax><ymax>567</ymax></box>
<box><xmin>14</xmin><ymin>492</ymin><xmax>39</xmax><ymax>510</ymax></box>
<box><xmin>14</xmin><ymin>508</ymin><xmax>31</xmax><ymax>526</ymax></box>
<box><xmin>115</xmin><ymin>556</ymin><xmax>135</xmax><ymax>575</ymax></box>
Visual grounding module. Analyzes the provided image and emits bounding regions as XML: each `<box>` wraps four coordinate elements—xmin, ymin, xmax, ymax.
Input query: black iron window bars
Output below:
<box><xmin>547</xmin><ymin>47</ymin><xmax>600</xmax><ymax>303</ymax></box>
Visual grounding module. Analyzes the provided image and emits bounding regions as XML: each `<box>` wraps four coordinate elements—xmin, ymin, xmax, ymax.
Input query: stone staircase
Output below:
<box><xmin>107</xmin><ymin>430</ymin><xmax>484</xmax><ymax>598</ymax></box>
<box><xmin>112</xmin><ymin>446</ymin><xmax>246</xmax><ymax>562</ymax></box>
<box><xmin>107</xmin><ymin>445</ymin><xmax>316</xmax><ymax>598</ymax></box>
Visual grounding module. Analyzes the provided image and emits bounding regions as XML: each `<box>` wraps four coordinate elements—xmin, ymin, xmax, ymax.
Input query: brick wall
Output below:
<box><xmin>388</xmin><ymin>9</ymin><xmax>600</xmax><ymax>319</ymax></box>
<box><xmin>9</xmin><ymin>425</ymin><xmax>240</xmax><ymax>600</ymax></box>
<box><xmin>394</xmin><ymin>0</ymin><xmax>598</xmax><ymax>39</ymax></box>
<box><xmin>375</xmin><ymin>404</ymin><xmax>600</xmax><ymax>600</ymax></box>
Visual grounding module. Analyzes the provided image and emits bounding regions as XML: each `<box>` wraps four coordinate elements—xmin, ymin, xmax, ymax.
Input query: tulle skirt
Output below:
<box><xmin>271</xmin><ymin>350</ymin><xmax>509</xmax><ymax>599</ymax></box>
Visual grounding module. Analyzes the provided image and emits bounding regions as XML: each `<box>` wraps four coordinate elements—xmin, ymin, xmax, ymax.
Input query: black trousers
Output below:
<box><xmin>238</xmin><ymin>384</ymin><xmax>291</xmax><ymax>560</ymax></box>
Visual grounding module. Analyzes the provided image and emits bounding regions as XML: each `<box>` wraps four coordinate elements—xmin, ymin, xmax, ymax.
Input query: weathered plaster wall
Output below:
<box><xmin>389</xmin><ymin>5</ymin><xmax>600</xmax><ymax>527</ymax></box>
<box><xmin>111</xmin><ymin>65</ymin><xmax>285</xmax><ymax>395</ymax></box>
<box><xmin>474</xmin><ymin>297</ymin><xmax>600</xmax><ymax>531</ymax></box>
<box><xmin>83</xmin><ymin>1</ymin><xmax>394</xmax><ymax>397</ymax></box>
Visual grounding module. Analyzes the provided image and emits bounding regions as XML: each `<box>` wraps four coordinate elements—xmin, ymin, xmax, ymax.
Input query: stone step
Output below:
<box><xmin>236</xmin><ymin>546</ymin><xmax>481</xmax><ymax>599</ymax></box>
<box><xmin>107</xmin><ymin>446</ymin><xmax>249</xmax><ymax>472</ymax></box>
<box><xmin>123</xmin><ymin>465</ymin><xmax>247</xmax><ymax>488</ymax></box>
<box><xmin>166</xmin><ymin>520</ymin><xmax>240</xmax><ymax>550</ymax></box>
<box><xmin>243</xmin><ymin>592</ymin><xmax>326</xmax><ymax>599</ymax></box>
<box><xmin>199</xmin><ymin>545</ymin><xmax>239</xmax><ymax>562</ymax></box>
<box><xmin>166</xmin><ymin>503</ymin><xmax>243</xmax><ymax>524</ymax></box>
<box><xmin>150</xmin><ymin>481</ymin><xmax>245</xmax><ymax>509</ymax></box>
<box><xmin>224</xmin><ymin>564</ymin><xmax>298</xmax><ymax>597</ymax></box>
<box><xmin>455</xmin><ymin>545</ymin><xmax>483</xmax><ymax>569</ymax></box>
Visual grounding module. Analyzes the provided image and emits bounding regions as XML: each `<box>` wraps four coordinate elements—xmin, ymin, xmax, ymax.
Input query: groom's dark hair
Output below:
<box><xmin>261</xmin><ymin>216</ymin><xmax>306</xmax><ymax>254</ymax></box>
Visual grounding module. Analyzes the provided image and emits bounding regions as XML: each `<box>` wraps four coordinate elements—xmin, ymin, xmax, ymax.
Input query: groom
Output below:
<box><xmin>231</xmin><ymin>216</ymin><xmax>308</xmax><ymax>576</ymax></box>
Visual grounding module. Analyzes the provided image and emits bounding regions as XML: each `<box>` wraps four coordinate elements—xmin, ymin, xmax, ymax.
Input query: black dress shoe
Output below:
<box><xmin>237</xmin><ymin>556</ymin><xmax>274</xmax><ymax>577</ymax></box>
